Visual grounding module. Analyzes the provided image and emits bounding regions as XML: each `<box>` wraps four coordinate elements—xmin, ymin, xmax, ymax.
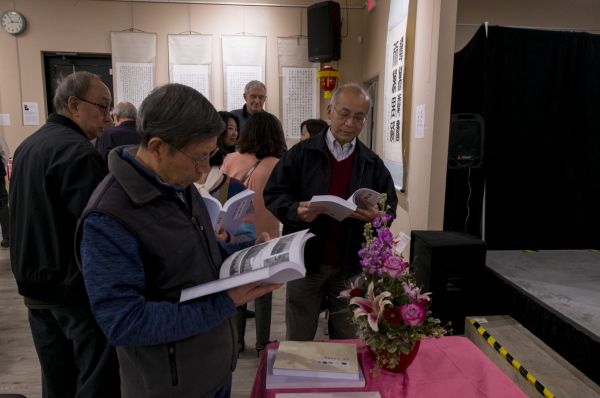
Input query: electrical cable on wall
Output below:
<box><xmin>464</xmin><ymin>167</ymin><xmax>472</xmax><ymax>232</ymax></box>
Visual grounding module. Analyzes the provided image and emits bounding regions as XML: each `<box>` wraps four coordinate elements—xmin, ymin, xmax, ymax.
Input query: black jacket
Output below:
<box><xmin>9</xmin><ymin>114</ymin><xmax>107</xmax><ymax>302</ymax></box>
<box><xmin>264</xmin><ymin>132</ymin><xmax>398</xmax><ymax>278</ymax></box>
<box><xmin>94</xmin><ymin>120</ymin><xmax>140</xmax><ymax>163</ymax></box>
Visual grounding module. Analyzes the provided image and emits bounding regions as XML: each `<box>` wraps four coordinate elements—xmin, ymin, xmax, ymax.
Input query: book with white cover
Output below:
<box><xmin>266</xmin><ymin>349</ymin><xmax>366</xmax><ymax>389</ymax></box>
<box><xmin>200</xmin><ymin>189</ymin><xmax>254</xmax><ymax>235</ymax></box>
<box><xmin>308</xmin><ymin>188</ymin><xmax>381</xmax><ymax>221</ymax></box>
<box><xmin>180</xmin><ymin>230</ymin><xmax>313</xmax><ymax>302</ymax></box>
<box><xmin>273</xmin><ymin>341</ymin><xmax>359</xmax><ymax>380</ymax></box>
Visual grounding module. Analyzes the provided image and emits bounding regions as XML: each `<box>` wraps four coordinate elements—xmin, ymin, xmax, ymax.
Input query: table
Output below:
<box><xmin>250</xmin><ymin>336</ymin><xmax>527</xmax><ymax>398</ymax></box>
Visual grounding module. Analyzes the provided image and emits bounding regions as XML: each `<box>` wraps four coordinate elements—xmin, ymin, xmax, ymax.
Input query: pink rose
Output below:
<box><xmin>399</xmin><ymin>303</ymin><xmax>426</xmax><ymax>326</ymax></box>
<box><xmin>382</xmin><ymin>256</ymin><xmax>408</xmax><ymax>278</ymax></box>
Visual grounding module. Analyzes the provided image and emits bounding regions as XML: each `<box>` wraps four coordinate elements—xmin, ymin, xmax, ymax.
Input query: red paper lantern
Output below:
<box><xmin>316</xmin><ymin>66</ymin><xmax>340</xmax><ymax>99</ymax></box>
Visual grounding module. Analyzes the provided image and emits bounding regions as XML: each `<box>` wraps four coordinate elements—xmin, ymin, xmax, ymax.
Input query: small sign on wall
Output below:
<box><xmin>0</xmin><ymin>113</ymin><xmax>10</xmax><ymax>126</ymax></box>
<box><xmin>415</xmin><ymin>104</ymin><xmax>425</xmax><ymax>139</ymax></box>
<box><xmin>23</xmin><ymin>102</ymin><xmax>39</xmax><ymax>126</ymax></box>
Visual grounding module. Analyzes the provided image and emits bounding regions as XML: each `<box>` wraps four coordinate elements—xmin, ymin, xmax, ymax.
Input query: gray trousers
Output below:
<box><xmin>286</xmin><ymin>263</ymin><xmax>356</xmax><ymax>341</ymax></box>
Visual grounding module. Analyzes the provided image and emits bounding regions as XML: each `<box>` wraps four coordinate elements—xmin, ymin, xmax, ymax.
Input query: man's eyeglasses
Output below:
<box><xmin>332</xmin><ymin>107</ymin><xmax>367</xmax><ymax>125</ymax></box>
<box><xmin>175</xmin><ymin>146</ymin><xmax>219</xmax><ymax>169</ymax></box>
<box><xmin>76</xmin><ymin>97</ymin><xmax>112</xmax><ymax>116</ymax></box>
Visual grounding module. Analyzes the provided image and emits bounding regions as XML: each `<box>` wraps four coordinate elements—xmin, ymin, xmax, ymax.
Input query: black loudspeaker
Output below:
<box><xmin>410</xmin><ymin>231</ymin><xmax>486</xmax><ymax>334</ymax></box>
<box><xmin>307</xmin><ymin>1</ymin><xmax>342</xmax><ymax>62</ymax></box>
<box><xmin>448</xmin><ymin>113</ymin><xmax>484</xmax><ymax>169</ymax></box>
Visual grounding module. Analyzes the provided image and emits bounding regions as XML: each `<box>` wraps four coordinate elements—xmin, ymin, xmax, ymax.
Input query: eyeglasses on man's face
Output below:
<box><xmin>175</xmin><ymin>146</ymin><xmax>219</xmax><ymax>170</ymax></box>
<box><xmin>332</xmin><ymin>107</ymin><xmax>367</xmax><ymax>125</ymax></box>
<box><xmin>76</xmin><ymin>97</ymin><xmax>113</xmax><ymax>116</ymax></box>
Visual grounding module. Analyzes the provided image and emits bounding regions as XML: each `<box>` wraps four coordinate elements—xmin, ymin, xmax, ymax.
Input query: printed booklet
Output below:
<box><xmin>273</xmin><ymin>341</ymin><xmax>360</xmax><ymax>380</ymax></box>
<box><xmin>180</xmin><ymin>229</ymin><xmax>314</xmax><ymax>302</ymax></box>
<box><xmin>308</xmin><ymin>188</ymin><xmax>381</xmax><ymax>221</ymax></box>
<box><xmin>200</xmin><ymin>189</ymin><xmax>254</xmax><ymax>235</ymax></box>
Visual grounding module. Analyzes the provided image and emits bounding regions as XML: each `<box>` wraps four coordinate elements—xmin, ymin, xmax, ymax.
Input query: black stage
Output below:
<box><xmin>485</xmin><ymin>250</ymin><xmax>600</xmax><ymax>386</ymax></box>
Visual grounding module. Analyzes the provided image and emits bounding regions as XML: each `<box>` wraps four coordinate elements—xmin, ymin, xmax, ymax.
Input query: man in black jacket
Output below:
<box><xmin>9</xmin><ymin>71</ymin><xmax>120</xmax><ymax>397</ymax></box>
<box><xmin>264</xmin><ymin>83</ymin><xmax>398</xmax><ymax>341</ymax></box>
<box><xmin>95</xmin><ymin>101</ymin><xmax>140</xmax><ymax>163</ymax></box>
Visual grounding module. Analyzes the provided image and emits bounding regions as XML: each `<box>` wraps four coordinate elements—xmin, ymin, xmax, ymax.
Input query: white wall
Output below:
<box><xmin>362</xmin><ymin>0</ymin><xmax>458</xmax><ymax>243</ymax></box>
<box><xmin>0</xmin><ymin>0</ymin><xmax>366</xmax><ymax>151</ymax></box>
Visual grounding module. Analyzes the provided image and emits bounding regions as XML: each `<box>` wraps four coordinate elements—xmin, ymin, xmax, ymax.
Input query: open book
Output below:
<box><xmin>180</xmin><ymin>229</ymin><xmax>314</xmax><ymax>302</ymax></box>
<box><xmin>308</xmin><ymin>188</ymin><xmax>381</xmax><ymax>221</ymax></box>
<box><xmin>200</xmin><ymin>189</ymin><xmax>254</xmax><ymax>235</ymax></box>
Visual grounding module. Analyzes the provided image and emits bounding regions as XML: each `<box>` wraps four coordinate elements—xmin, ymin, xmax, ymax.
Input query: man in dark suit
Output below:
<box><xmin>95</xmin><ymin>101</ymin><xmax>140</xmax><ymax>162</ymax></box>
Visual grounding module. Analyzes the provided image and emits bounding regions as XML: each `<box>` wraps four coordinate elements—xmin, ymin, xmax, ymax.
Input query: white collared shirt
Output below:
<box><xmin>325</xmin><ymin>128</ymin><xmax>356</xmax><ymax>161</ymax></box>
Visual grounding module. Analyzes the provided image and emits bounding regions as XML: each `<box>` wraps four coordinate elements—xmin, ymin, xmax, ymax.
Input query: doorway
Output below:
<box><xmin>361</xmin><ymin>76</ymin><xmax>378</xmax><ymax>150</ymax></box>
<box><xmin>43</xmin><ymin>52</ymin><xmax>112</xmax><ymax>116</ymax></box>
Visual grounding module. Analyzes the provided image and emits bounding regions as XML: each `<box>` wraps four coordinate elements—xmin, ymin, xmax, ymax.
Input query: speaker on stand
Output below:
<box><xmin>445</xmin><ymin>113</ymin><xmax>486</xmax><ymax>238</ymax></box>
<box><xmin>307</xmin><ymin>1</ymin><xmax>342</xmax><ymax>62</ymax></box>
<box><xmin>448</xmin><ymin>113</ymin><xmax>484</xmax><ymax>170</ymax></box>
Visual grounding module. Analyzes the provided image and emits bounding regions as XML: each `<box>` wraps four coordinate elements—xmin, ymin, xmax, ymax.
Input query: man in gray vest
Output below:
<box><xmin>78</xmin><ymin>83</ymin><xmax>280</xmax><ymax>397</ymax></box>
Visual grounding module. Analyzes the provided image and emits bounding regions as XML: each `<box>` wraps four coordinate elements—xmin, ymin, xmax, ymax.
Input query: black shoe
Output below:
<box><xmin>246</xmin><ymin>309</ymin><xmax>255</xmax><ymax>319</ymax></box>
<box><xmin>0</xmin><ymin>239</ymin><xmax>8</xmax><ymax>248</ymax></box>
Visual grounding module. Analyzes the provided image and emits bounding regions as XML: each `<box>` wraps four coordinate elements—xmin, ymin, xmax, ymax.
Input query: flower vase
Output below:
<box><xmin>370</xmin><ymin>340</ymin><xmax>421</xmax><ymax>373</ymax></box>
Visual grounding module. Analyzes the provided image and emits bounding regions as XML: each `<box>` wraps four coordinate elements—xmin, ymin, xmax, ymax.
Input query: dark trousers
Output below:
<box><xmin>28</xmin><ymin>302</ymin><xmax>121</xmax><ymax>398</ymax></box>
<box><xmin>236</xmin><ymin>292</ymin><xmax>272</xmax><ymax>349</ymax></box>
<box><xmin>286</xmin><ymin>263</ymin><xmax>356</xmax><ymax>341</ymax></box>
<box><xmin>213</xmin><ymin>373</ymin><xmax>232</xmax><ymax>398</ymax></box>
<box><xmin>0</xmin><ymin>174</ymin><xmax>8</xmax><ymax>241</ymax></box>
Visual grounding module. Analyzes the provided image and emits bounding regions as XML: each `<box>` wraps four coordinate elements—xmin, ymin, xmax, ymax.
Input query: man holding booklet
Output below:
<box><xmin>76</xmin><ymin>83</ymin><xmax>281</xmax><ymax>398</ymax></box>
<box><xmin>264</xmin><ymin>82</ymin><xmax>398</xmax><ymax>341</ymax></box>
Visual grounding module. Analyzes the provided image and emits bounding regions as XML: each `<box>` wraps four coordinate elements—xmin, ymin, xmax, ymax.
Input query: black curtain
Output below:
<box><xmin>445</xmin><ymin>25</ymin><xmax>600</xmax><ymax>250</ymax></box>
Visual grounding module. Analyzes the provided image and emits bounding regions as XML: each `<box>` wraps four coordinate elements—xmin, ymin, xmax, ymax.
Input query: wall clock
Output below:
<box><xmin>1</xmin><ymin>10</ymin><xmax>27</xmax><ymax>36</ymax></box>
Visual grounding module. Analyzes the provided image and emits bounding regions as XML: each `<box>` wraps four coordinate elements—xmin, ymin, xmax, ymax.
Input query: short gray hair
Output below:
<box><xmin>330</xmin><ymin>82</ymin><xmax>371</xmax><ymax>109</ymax></box>
<box><xmin>113</xmin><ymin>101</ymin><xmax>137</xmax><ymax>119</ymax></box>
<box><xmin>137</xmin><ymin>83</ymin><xmax>224</xmax><ymax>152</ymax></box>
<box><xmin>53</xmin><ymin>71</ymin><xmax>101</xmax><ymax>114</ymax></box>
<box><xmin>244</xmin><ymin>80</ymin><xmax>266</xmax><ymax>95</ymax></box>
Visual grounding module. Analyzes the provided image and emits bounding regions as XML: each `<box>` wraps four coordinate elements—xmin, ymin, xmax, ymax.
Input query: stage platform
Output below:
<box><xmin>485</xmin><ymin>250</ymin><xmax>600</xmax><ymax>386</ymax></box>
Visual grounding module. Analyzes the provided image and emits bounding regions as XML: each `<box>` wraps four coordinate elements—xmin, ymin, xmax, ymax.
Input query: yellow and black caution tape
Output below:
<box><xmin>470</xmin><ymin>319</ymin><xmax>556</xmax><ymax>398</ymax></box>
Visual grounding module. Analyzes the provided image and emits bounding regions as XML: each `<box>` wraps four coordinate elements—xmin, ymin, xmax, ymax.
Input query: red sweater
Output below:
<box><xmin>321</xmin><ymin>149</ymin><xmax>356</xmax><ymax>266</ymax></box>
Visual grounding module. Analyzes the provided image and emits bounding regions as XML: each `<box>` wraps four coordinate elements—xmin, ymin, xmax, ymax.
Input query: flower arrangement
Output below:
<box><xmin>340</xmin><ymin>210</ymin><xmax>447</xmax><ymax>371</ymax></box>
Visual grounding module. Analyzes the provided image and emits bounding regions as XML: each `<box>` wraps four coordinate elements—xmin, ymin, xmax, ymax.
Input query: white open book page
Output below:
<box><xmin>200</xmin><ymin>189</ymin><xmax>254</xmax><ymax>234</ymax></box>
<box><xmin>308</xmin><ymin>188</ymin><xmax>381</xmax><ymax>221</ymax></box>
<box><xmin>179</xmin><ymin>229</ymin><xmax>313</xmax><ymax>302</ymax></box>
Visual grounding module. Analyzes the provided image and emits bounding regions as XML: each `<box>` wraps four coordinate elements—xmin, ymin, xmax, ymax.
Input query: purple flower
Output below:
<box><xmin>399</xmin><ymin>303</ymin><xmax>426</xmax><ymax>326</ymax></box>
<box><xmin>377</xmin><ymin>228</ymin><xmax>394</xmax><ymax>246</ymax></box>
<box><xmin>402</xmin><ymin>281</ymin><xmax>432</xmax><ymax>303</ymax></box>
<box><xmin>382</xmin><ymin>255</ymin><xmax>408</xmax><ymax>278</ymax></box>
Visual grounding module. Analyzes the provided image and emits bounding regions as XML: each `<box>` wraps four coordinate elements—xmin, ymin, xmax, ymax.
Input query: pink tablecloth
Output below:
<box><xmin>250</xmin><ymin>336</ymin><xmax>527</xmax><ymax>398</ymax></box>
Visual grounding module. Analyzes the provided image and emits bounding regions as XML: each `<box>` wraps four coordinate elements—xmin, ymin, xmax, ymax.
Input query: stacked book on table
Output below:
<box><xmin>266</xmin><ymin>341</ymin><xmax>367</xmax><ymax>389</ymax></box>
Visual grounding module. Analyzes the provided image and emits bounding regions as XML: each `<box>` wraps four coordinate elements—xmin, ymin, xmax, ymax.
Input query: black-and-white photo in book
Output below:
<box><xmin>200</xmin><ymin>189</ymin><xmax>254</xmax><ymax>235</ymax></box>
<box><xmin>180</xmin><ymin>229</ymin><xmax>314</xmax><ymax>302</ymax></box>
<box><xmin>308</xmin><ymin>188</ymin><xmax>381</xmax><ymax>221</ymax></box>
